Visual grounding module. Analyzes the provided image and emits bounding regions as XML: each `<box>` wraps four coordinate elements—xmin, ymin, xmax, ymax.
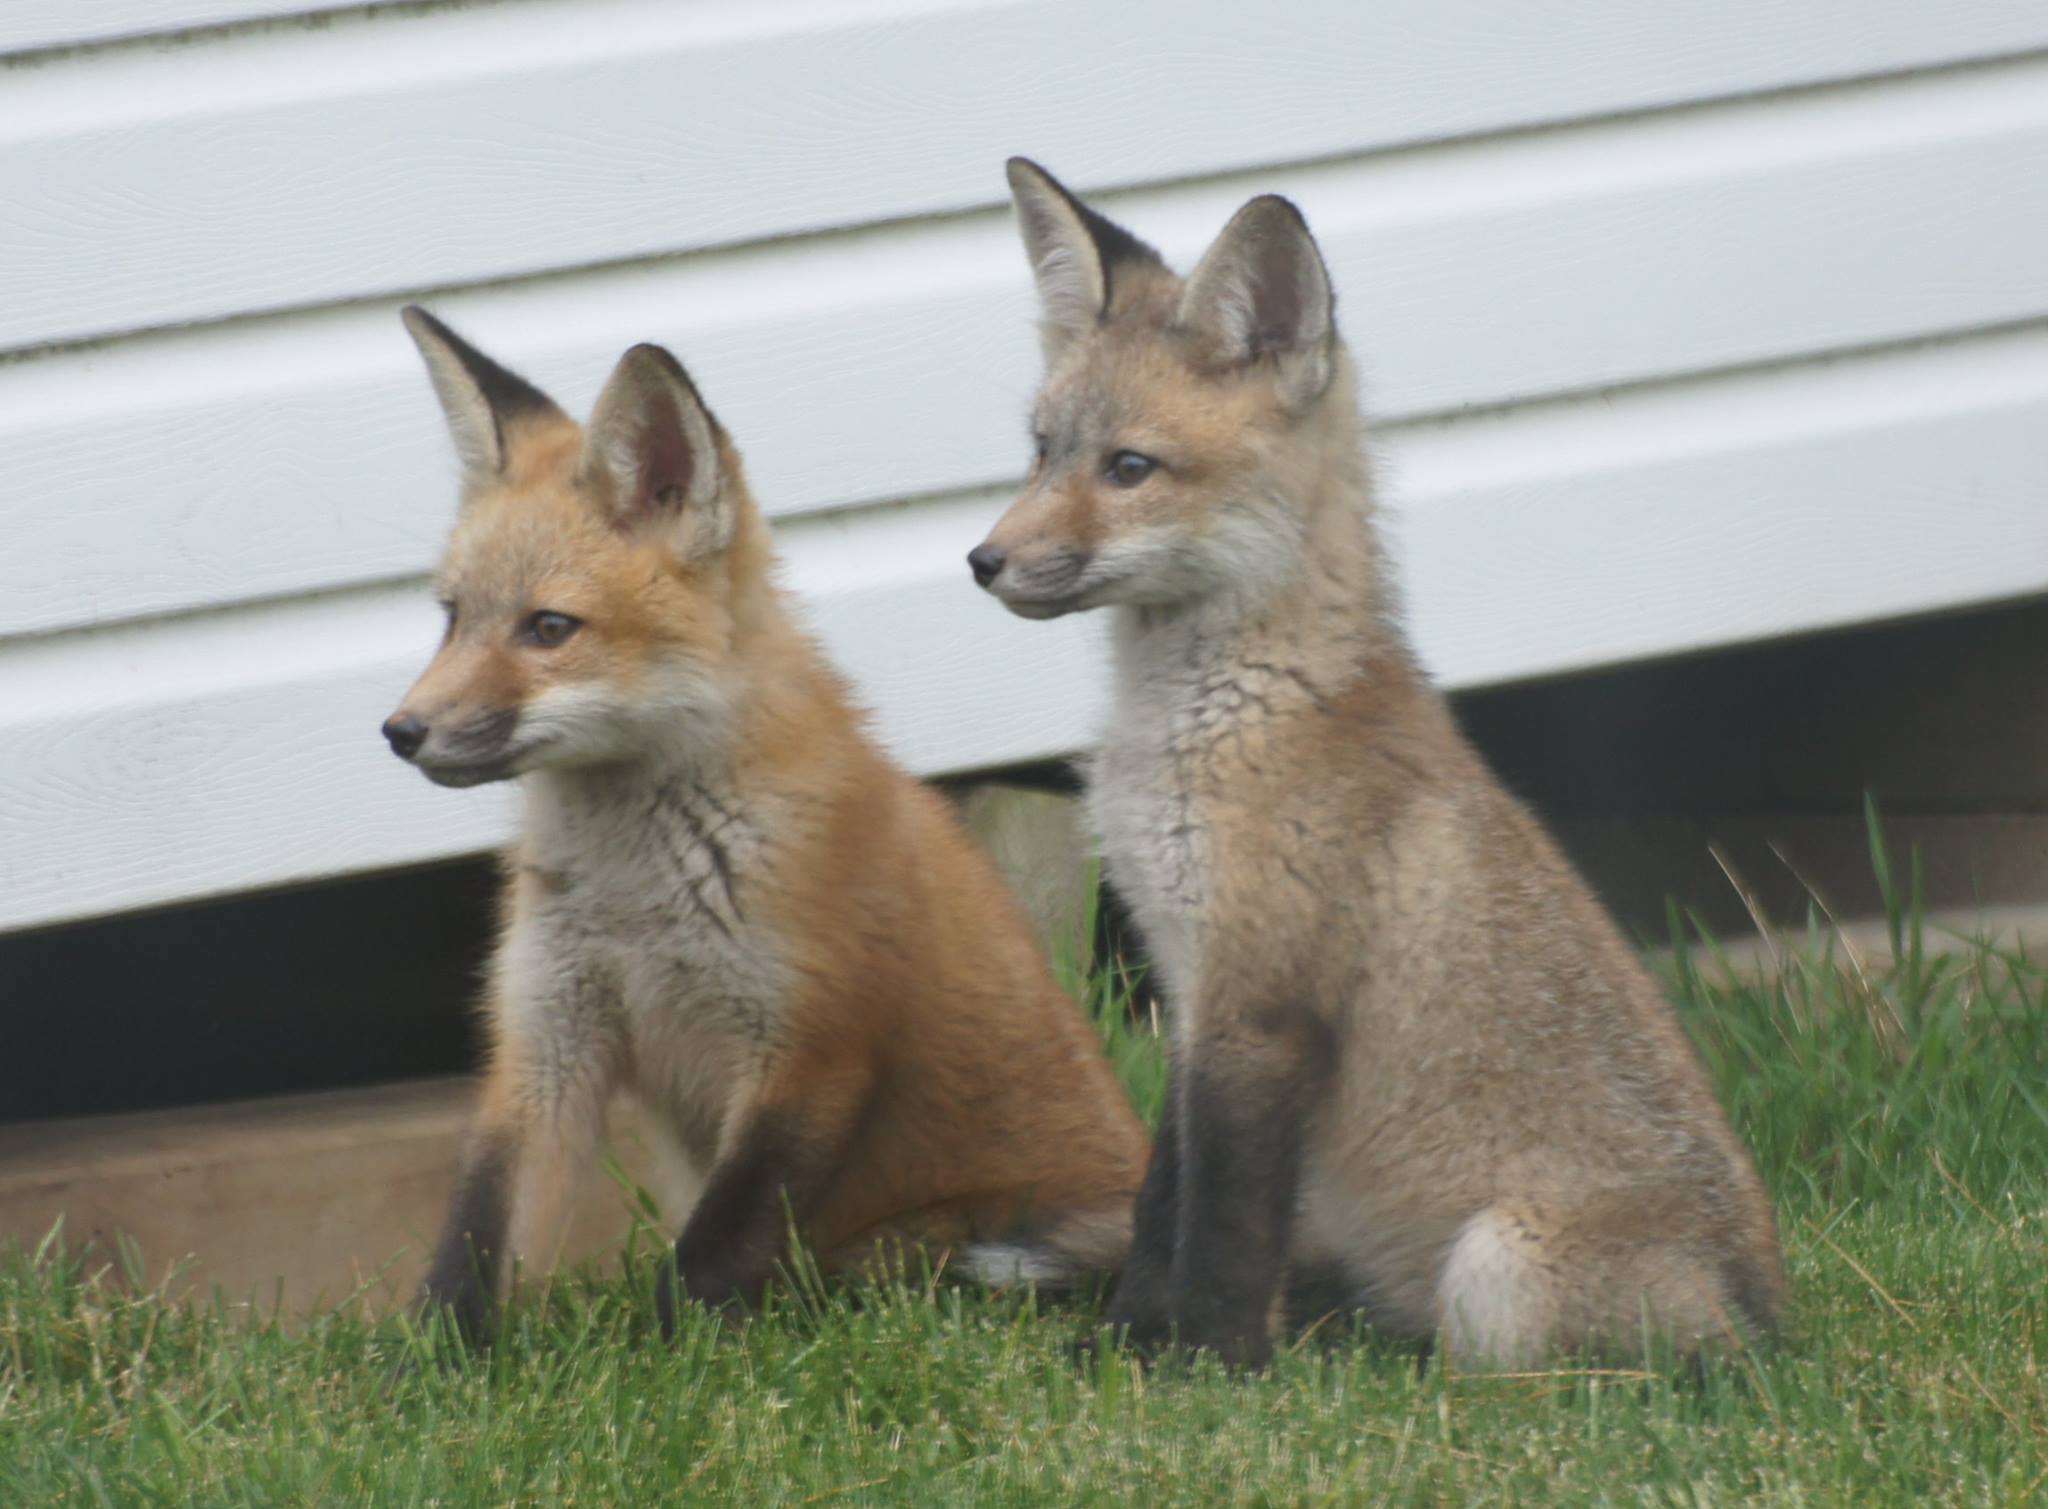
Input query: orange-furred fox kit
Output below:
<box><xmin>971</xmin><ymin>161</ymin><xmax>1784</xmax><ymax>1369</ymax></box>
<box><xmin>387</xmin><ymin>307</ymin><xmax>1146</xmax><ymax>1342</ymax></box>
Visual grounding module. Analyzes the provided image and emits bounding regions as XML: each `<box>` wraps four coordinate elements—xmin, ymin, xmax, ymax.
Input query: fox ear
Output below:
<box><xmin>401</xmin><ymin>305</ymin><xmax>567</xmax><ymax>479</ymax></box>
<box><xmin>1006</xmin><ymin>157</ymin><xmax>1161</xmax><ymax>357</ymax></box>
<box><xmin>577</xmin><ymin>344</ymin><xmax>731</xmax><ymax>559</ymax></box>
<box><xmin>1177</xmin><ymin>195</ymin><xmax>1336</xmax><ymax>410</ymax></box>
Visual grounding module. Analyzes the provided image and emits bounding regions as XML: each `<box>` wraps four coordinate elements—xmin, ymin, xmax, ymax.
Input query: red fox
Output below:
<box><xmin>970</xmin><ymin>161</ymin><xmax>1784</xmax><ymax>1369</ymax></box>
<box><xmin>386</xmin><ymin>307</ymin><xmax>1147</xmax><ymax>1342</ymax></box>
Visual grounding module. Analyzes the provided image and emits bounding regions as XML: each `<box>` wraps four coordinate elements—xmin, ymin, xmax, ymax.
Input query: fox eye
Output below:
<box><xmin>1031</xmin><ymin>431</ymin><xmax>1050</xmax><ymax>466</ymax></box>
<box><xmin>1106</xmin><ymin>450</ymin><xmax>1158</xmax><ymax>488</ymax></box>
<box><xmin>523</xmin><ymin>610</ymin><xmax>582</xmax><ymax>649</ymax></box>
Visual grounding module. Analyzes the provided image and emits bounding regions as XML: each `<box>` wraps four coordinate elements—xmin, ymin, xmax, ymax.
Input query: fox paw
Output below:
<box><xmin>1171</xmin><ymin>1318</ymin><xmax>1274</xmax><ymax>1372</ymax></box>
<box><xmin>1075</xmin><ymin>1299</ymin><xmax>1173</xmax><ymax>1365</ymax></box>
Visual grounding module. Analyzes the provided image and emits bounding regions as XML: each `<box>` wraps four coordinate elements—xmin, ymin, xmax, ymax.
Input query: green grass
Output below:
<box><xmin>5</xmin><ymin>841</ymin><xmax>2046</xmax><ymax>1505</ymax></box>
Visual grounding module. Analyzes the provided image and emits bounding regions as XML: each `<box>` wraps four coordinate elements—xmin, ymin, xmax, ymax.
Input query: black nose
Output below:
<box><xmin>967</xmin><ymin>542</ymin><xmax>1007</xmax><ymax>588</ymax></box>
<box><xmin>382</xmin><ymin>713</ymin><xmax>428</xmax><ymax>760</ymax></box>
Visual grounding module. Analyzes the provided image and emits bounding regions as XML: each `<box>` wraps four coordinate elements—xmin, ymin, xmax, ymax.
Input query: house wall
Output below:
<box><xmin>4</xmin><ymin>0</ymin><xmax>2046</xmax><ymax>935</ymax></box>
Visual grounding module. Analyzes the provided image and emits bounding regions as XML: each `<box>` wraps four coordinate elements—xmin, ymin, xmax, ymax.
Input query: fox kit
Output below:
<box><xmin>386</xmin><ymin>307</ymin><xmax>1146</xmax><ymax>1342</ymax></box>
<box><xmin>971</xmin><ymin>161</ymin><xmax>1784</xmax><ymax>1369</ymax></box>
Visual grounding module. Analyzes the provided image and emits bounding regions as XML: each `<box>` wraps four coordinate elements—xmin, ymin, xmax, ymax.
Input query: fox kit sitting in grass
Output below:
<box><xmin>386</xmin><ymin>307</ymin><xmax>1147</xmax><ymax>1343</ymax></box>
<box><xmin>970</xmin><ymin>161</ymin><xmax>1784</xmax><ymax>1369</ymax></box>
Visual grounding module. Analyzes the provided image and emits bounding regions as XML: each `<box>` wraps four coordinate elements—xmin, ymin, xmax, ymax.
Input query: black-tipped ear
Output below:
<box><xmin>1176</xmin><ymin>196</ymin><xmax>1336</xmax><ymax>410</ymax></box>
<box><xmin>401</xmin><ymin>306</ymin><xmax>567</xmax><ymax>478</ymax></box>
<box><xmin>578</xmin><ymin>344</ymin><xmax>733</xmax><ymax>561</ymax></box>
<box><xmin>1005</xmin><ymin>157</ymin><xmax>1163</xmax><ymax>357</ymax></box>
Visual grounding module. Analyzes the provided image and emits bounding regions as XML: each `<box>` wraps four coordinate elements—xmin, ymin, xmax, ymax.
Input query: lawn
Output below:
<box><xmin>5</xmin><ymin>836</ymin><xmax>2045</xmax><ymax>1505</ymax></box>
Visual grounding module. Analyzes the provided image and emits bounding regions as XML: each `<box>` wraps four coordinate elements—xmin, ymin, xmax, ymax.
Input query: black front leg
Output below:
<box><xmin>1100</xmin><ymin>1062</ymin><xmax>1183</xmax><ymax>1350</ymax></box>
<box><xmin>418</xmin><ymin>1135</ymin><xmax>516</xmax><ymax>1347</ymax></box>
<box><xmin>655</xmin><ymin>1111</ymin><xmax>831</xmax><ymax>1337</ymax></box>
<box><xmin>1163</xmin><ymin>1005</ymin><xmax>1333</xmax><ymax>1369</ymax></box>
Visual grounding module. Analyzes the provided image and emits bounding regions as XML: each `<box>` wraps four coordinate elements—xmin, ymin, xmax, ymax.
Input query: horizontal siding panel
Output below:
<box><xmin>0</xmin><ymin>2</ymin><xmax>369</xmax><ymax>56</ymax></box>
<box><xmin>1394</xmin><ymin>325</ymin><xmax>2048</xmax><ymax>686</ymax></box>
<box><xmin>5</xmin><ymin>325</ymin><xmax>2044</xmax><ymax>932</ymax></box>
<box><xmin>0</xmin><ymin>496</ymin><xmax>1111</xmax><ymax>933</ymax></box>
<box><xmin>5</xmin><ymin>0</ymin><xmax>2047</xmax><ymax>351</ymax></box>
<box><xmin>6</xmin><ymin>57</ymin><xmax>2047</xmax><ymax>639</ymax></box>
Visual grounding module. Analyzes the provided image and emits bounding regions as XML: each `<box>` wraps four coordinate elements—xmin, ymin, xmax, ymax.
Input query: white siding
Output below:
<box><xmin>0</xmin><ymin>2</ymin><xmax>368</xmax><ymax>54</ymax></box>
<box><xmin>2</xmin><ymin>0</ymin><xmax>2045</xmax><ymax>933</ymax></box>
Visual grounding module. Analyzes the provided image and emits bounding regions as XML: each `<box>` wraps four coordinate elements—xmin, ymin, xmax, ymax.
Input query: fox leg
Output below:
<box><xmin>1098</xmin><ymin>1061</ymin><xmax>1182</xmax><ymax>1343</ymax></box>
<box><xmin>655</xmin><ymin>1056</ymin><xmax>872</xmax><ymax>1336</ymax></box>
<box><xmin>1155</xmin><ymin>1002</ymin><xmax>1334</xmax><ymax>1368</ymax></box>
<box><xmin>418</xmin><ymin>1031</ymin><xmax>611</xmax><ymax>1345</ymax></box>
<box><xmin>417</xmin><ymin>1121</ymin><xmax>516</xmax><ymax>1346</ymax></box>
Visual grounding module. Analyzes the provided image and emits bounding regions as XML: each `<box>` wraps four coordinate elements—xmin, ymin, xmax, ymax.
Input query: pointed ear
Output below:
<box><xmin>1176</xmin><ymin>195</ymin><xmax>1336</xmax><ymax>410</ymax></box>
<box><xmin>400</xmin><ymin>305</ymin><xmax>567</xmax><ymax>478</ymax></box>
<box><xmin>1006</xmin><ymin>157</ymin><xmax>1162</xmax><ymax>357</ymax></box>
<box><xmin>577</xmin><ymin>344</ymin><xmax>732</xmax><ymax>560</ymax></box>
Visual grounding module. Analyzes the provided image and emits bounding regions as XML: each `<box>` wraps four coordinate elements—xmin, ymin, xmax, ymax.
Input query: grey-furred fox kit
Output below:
<box><xmin>386</xmin><ymin>307</ymin><xmax>1147</xmax><ymax>1343</ymax></box>
<box><xmin>971</xmin><ymin>159</ymin><xmax>1784</xmax><ymax>1369</ymax></box>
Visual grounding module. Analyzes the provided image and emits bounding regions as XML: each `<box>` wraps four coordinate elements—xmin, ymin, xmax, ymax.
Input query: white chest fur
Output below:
<box><xmin>1087</xmin><ymin>611</ymin><xmax>1248</xmax><ymax>1015</ymax></box>
<box><xmin>1091</xmin><ymin>604</ymin><xmax>1335</xmax><ymax>1023</ymax></box>
<box><xmin>506</xmin><ymin>768</ymin><xmax>791</xmax><ymax>1153</ymax></box>
<box><xmin>1088</xmin><ymin>723</ymin><xmax>1207</xmax><ymax>1015</ymax></box>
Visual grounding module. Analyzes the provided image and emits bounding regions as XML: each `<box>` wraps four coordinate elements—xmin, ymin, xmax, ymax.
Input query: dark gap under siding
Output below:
<box><xmin>1</xmin><ymin>858</ymin><xmax>497</xmax><ymax>1123</ymax></box>
<box><xmin>1456</xmin><ymin>589</ymin><xmax>2048</xmax><ymax>819</ymax></box>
